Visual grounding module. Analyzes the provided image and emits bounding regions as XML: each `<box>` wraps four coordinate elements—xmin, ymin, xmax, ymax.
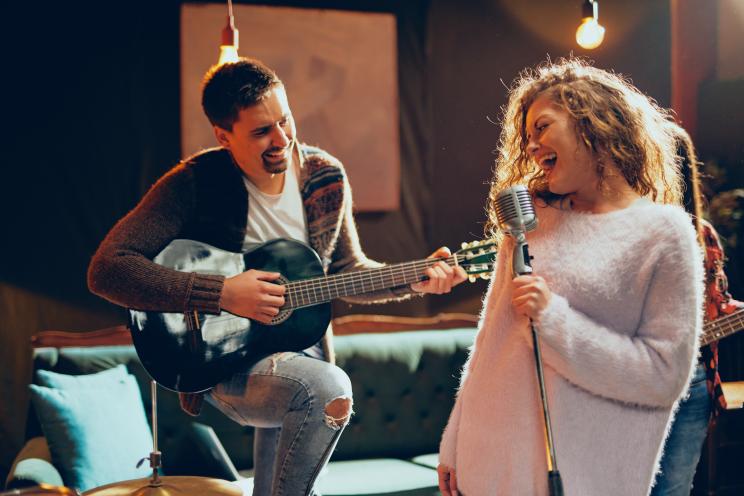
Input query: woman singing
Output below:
<box><xmin>438</xmin><ymin>58</ymin><xmax>704</xmax><ymax>496</ymax></box>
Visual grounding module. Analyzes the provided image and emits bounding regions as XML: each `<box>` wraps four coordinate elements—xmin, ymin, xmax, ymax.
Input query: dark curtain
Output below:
<box><xmin>1</xmin><ymin>0</ymin><xmax>183</xmax><ymax>476</ymax></box>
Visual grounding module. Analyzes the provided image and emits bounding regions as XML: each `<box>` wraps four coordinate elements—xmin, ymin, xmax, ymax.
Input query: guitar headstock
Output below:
<box><xmin>456</xmin><ymin>240</ymin><xmax>497</xmax><ymax>282</ymax></box>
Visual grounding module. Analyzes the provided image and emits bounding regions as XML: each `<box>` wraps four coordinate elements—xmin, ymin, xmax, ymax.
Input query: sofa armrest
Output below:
<box><xmin>5</xmin><ymin>437</ymin><xmax>64</xmax><ymax>489</ymax></box>
<box><xmin>31</xmin><ymin>326</ymin><xmax>132</xmax><ymax>348</ymax></box>
<box><xmin>332</xmin><ymin>312</ymin><xmax>478</xmax><ymax>335</ymax></box>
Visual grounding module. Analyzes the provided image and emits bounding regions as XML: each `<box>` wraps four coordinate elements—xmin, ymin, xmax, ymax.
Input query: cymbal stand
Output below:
<box><xmin>137</xmin><ymin>380</ymin><xmax>163</xmax><ymax>487</ymax></box>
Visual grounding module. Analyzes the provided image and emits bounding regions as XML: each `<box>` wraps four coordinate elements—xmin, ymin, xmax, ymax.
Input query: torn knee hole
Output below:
<box><xmin>324</xmin><ymin>397</ymin><xmax>352</xmax><ymax>429</ymax></box>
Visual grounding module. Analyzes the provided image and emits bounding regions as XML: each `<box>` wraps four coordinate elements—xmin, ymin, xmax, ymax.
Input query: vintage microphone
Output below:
<box><xmin>495</xmin><ymin>185</ymin><xmax>564</xmax><ymax>496</ymax></box>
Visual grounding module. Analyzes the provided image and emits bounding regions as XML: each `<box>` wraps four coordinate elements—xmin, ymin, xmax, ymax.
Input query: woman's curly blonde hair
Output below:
<box><xmin>485</xmin><ymin>58</ymin><xmax>683</xmax><ymax>240</ymax></box>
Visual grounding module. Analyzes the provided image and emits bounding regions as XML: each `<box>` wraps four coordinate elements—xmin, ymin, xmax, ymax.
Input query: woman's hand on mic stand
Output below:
<box><xmin>512</xmin><ymin>274</ymin><xmax>552</xmax><ymax>320</ymax></box>
<box><xmin>437</xmin><ymin>463</ymin><xmax>459</xmax><ymax>496</ymax></box>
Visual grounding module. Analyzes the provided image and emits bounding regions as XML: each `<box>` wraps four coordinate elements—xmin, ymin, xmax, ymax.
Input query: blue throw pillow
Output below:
<box><xmin>29</xmin><ymin>369</ymin><xmax>154</xmax><ymax>492</ymax></box>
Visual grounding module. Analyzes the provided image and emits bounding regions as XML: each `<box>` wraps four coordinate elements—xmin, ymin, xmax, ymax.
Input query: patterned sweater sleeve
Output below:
<box><xmin>327</xmin><ymin>173</ymin><xmax>419</xmax><ymax>303</ymax></box>
<box><xmin>87</xmin><ymin>165</ymin><xmax>224</xmax><ymax>314</ymax></box>
<box><xmin>535</xmin><ymin>209</ymin><xmax>704</xmax><ymax>408</ymax></box>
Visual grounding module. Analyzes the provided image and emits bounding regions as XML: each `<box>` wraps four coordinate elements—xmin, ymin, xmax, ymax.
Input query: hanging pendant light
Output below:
<box><xmin>218</xmin><ymin>0</ymin><xmax>240</xmax><ymax>64</ymax></box>
<box><xmin>576</xmin><ymin>0</ymin><xmax>605</xmax><ymax>49</ymax></box>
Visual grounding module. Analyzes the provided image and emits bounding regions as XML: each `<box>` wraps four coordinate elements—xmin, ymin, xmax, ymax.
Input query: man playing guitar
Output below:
<box><xmin>88</xmin><ymin>58</ymin><xmax>466</xmax><ymax>496</ymax></box>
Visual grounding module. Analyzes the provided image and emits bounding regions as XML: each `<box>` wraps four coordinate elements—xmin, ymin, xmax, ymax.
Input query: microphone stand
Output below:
<box><xmin>513</xmin><ymin>233</ymin><xmax>564</xmax><ymax>496</ymax></box>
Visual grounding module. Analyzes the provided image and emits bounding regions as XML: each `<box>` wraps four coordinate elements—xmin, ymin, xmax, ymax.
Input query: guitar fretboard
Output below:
<box><xmin>701</xmin><ymin>307</ymin><xmax>744</xmax><ymax>346</ymax></box>
<box><xmin>283</xmin><ymin>254</ymin><xmax>463</xmax><ymax>309</ymax></box>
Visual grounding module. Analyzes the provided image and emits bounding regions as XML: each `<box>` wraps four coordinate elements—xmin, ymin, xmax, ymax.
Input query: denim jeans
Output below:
<box><xmin>207</xmin><ymin>352</ymin><xmax>353</xmax><ymax>496</ymax></box>
<box><xmin>651</xmin><ymin>363</ymin><xmax>711</xmax><ymax>496</ymax></box>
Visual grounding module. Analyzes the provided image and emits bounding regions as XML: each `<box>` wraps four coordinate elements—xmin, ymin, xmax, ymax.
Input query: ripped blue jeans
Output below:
<box><xmin>207</xmin><ymin>352</ymin><xmax>353</xmax><ymax>496</ymax></box>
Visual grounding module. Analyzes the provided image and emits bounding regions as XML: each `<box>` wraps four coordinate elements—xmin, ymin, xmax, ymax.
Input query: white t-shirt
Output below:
<box><xmin>241</xmin><ymin>164</ymin><xmax>324</xmax><ymax>359</ymax></box>
<box><xmin>241</xmin><ymin>164</ymin><xmax>308</xmax><ymax>250</ymax></box>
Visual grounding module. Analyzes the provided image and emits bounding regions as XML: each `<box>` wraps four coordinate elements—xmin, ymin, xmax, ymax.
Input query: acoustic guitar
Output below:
<box><xmin>129</xmin><ymin>238</ymin><xmax>496</xmax><ymax>392</ymax></box>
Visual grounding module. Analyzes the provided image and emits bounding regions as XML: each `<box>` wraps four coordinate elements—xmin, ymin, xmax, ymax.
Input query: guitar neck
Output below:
<box><xmin>701</xmin><ymin>307</ymin><xmax>744</xmax><ymax>346</ymax></box>
<box><xmin>284</xmin><ymin>255</ymin><xmax>460</xmax><ymax>309</ymax></box>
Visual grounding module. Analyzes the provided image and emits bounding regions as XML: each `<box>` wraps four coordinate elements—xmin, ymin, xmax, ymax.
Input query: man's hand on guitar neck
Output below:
<box><xmin>221</xmin><ymin>270</ymin><xmax>286</xmax><ymax>324</ymax></box>
<box><xmin>411</xmin><ymin>247</ymin><xmax>468</xmax><ymax>295</ymax></box>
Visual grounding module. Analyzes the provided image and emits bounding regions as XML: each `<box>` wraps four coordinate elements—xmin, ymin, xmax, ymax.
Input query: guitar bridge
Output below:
<box><xmin>184</xmin><ymin>310</ymin><xmax>201</xmax><ymax>332</ymax></box>
<box><xmin>184</xmin><ymin>310</ymin><xmax>204</xmax><ymax>352</ymax></box>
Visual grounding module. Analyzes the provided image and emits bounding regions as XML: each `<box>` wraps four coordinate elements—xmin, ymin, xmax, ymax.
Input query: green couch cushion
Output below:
<box><xmin>28</xmin><ymin>368</ymin><xmax>154</xmax><ymax>492</ymax></box>
<box><xmin>409</xmin><ymin>453</ymin><xmax>438</xmax><ymax>469</ymax></box>
<box><xmin>318</xmin><ymin>458</ymin><xmax>439</xmax><ymax>496</ymax></box>
<box><xmin>333</xmin><ymin>328</ymin><xmax>475</xmax><ymax>460</ymax></box>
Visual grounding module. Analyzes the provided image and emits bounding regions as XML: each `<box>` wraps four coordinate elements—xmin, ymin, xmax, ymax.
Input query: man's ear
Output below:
<box><xmin>213</xmin><ymin>126</ymin><xmax>231</xmax><ymax>148</ymax></box>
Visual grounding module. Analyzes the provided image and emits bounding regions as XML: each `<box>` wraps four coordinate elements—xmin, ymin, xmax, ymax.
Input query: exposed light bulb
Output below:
<box><xmin>218</xmin><ymin>45</ymin><xmax>240</xmax><ymax>65</ymax></box>
<box><xmin>576</xmin><ymin>18</ymin><xmax>605</xmax><ymax>49</ymax></box>
<box><xmin>576</xmin><ymin>0</ymin><xmax>605</xmax><ymax>50</ymax></box>
<box><xmin>217</xmin><ymin>0</ymin><xmax>240</xmax><ymax>65</ymax></box>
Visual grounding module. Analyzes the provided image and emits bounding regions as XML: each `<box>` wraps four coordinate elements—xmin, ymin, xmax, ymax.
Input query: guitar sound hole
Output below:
<box><xmin>269</xmin><ymin>275</ymin><xmax>292</xmax><ymax>325</ymax></box>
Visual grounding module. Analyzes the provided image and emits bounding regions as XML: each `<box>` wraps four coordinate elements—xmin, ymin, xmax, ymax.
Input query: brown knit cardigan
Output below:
<box><xmin>88</xmin><ymin>144</ymin><xmax>415</xmax><ymax>414</ymax></box>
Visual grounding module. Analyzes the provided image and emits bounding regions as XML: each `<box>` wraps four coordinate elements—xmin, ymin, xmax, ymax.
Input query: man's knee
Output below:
<box><xmin>324</xmin><ymin>396</ymin><xmax>353</xmax><ymax>429</ymax></box>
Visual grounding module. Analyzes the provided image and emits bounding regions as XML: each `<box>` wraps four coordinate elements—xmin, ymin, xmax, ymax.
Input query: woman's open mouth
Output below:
<box><xmin>539</xmin><ymin>152</ymin><xmax>557</xmax><ymax>173</ymax></box>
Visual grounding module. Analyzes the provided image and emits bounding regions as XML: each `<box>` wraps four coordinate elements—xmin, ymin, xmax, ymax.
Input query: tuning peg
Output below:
<box><xmin>480</xmin><ymin>273</ymin><xmax>490</xmax><ymax>280</ymax></box>
<box><xmin>462</xmin><ymin>242</ymin><xmax>468</xmax><ymax>249</ymax></box>
<box><xmin>468</xmin><ymin>274</ymin><xmax>477</xmax><ymax>283</ymax></box>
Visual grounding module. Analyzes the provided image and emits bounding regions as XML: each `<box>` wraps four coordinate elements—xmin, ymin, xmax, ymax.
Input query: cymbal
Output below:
<box><xmin>81</xmin><ymin>476</ymin><xmax>243</xmax><ymax>496</ymax></box>
<box><xmin>0</xmin><ymin>484</ymin><xmax>79</xmax><ymax>496</ymax></box>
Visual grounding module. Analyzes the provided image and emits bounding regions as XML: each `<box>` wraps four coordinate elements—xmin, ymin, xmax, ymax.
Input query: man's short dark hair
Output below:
<box><xmin>201</xmin><ymin>57</ymin><xmax>282</xmax><ymax>131</ymax></box>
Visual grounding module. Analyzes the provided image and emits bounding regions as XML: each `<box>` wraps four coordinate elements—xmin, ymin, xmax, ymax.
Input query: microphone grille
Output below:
<box><xmin>495</xmin><ymin>193</ymin><xmax>518</xmax><ymax>222</ymax></box>
<box><xmin>495</xmin><ymin>185</ymin><xmax>538</xmax><ymax>233</ymax></box>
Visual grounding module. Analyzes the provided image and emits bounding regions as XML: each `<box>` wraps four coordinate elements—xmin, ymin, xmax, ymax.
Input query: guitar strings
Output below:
<box><xmin>701</xmin><ymin>308</ymin><xmax>744</xmax><ymax>344</ymax></box>
<box><xmin>284</xmin><ymin>251</ymin><xmax>492</xmax><ymax>293</ymax></box>
<box><xmin>287</xmin><ymin>262</ymin><xmax>448</xmax><ymax>307</ymax></box>
<box><xmin>285</xmin><ymin>255</ymin><xmax>458</xmax><ymax>292</ymax></box>
<box><xmin>704</xmin><ymin>308</ymin><xmax>744</xmax><ymax>333</ymax></box>
<box><xmin>283</xmin><ymin>252</ymin><xmax>494</xmax><ymax>305</ymax></box>
<box><xmin>285</xmin><ymin>256</ymin><xmax>459</xmax><ymax>308</ymax></box>
<box><xmin>180</xmin><ymin>252</ymin><xmax>493</xmax><ymax>327</ymax></box>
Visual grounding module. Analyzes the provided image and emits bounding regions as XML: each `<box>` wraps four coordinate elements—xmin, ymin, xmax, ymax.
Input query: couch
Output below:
<box><xmin>5</xmin><ymin>314</ymin><xmax>477</xmax><ymax>495</ymax></box>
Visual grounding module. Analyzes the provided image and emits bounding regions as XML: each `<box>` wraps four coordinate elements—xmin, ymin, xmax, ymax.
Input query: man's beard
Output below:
<box><xmin>262</xmin><ymin>145</ymin><xmax>291</xmax><ymax>174</ymax></box>
<box><xmin>262</xmin><ymin>159</ymin><xmax>288</xmax><ymax>174</ymax></box>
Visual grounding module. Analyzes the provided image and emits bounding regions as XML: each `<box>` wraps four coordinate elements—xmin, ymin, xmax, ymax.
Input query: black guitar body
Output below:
<box><xmin>128</xmin><ymin>239</ymin><xmax>331</xmax><ymax>393</ymax></box>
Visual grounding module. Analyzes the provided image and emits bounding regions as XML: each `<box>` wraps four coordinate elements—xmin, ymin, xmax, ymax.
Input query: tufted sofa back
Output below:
<box><xmin>25</xmin><ymin>324</ymin><xmax>476</xmax><ymax>472</ymax></box>
<box><xmin>333</xmin><ymin>329</ymin><xmax>474</xmax><ymax>460</ymax></box>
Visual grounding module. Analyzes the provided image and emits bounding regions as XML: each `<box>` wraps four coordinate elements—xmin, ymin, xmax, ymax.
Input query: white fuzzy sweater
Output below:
<box><xmin>439</xmin><ymin>201</ymin><xmax>704</xmax><ymax>496</ymax></box>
